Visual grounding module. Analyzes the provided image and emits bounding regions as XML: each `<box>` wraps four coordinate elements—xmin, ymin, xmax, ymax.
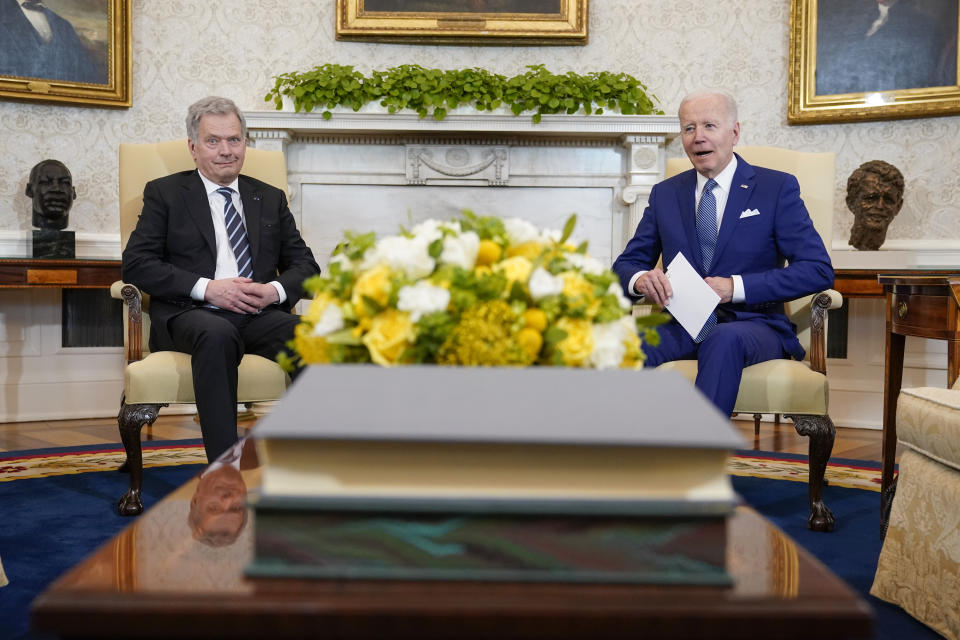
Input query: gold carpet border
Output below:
<box><xmin>726</xmin><ymin>455</ymin><xmax>882</xmax><ymax>492</ymax></box>
<box><xmin>0</xmin><ymin>447</ymin><xmax>207</xmax><ymax>481</ymax></box>
<box><xmin>2</xmin><ymin>446</ymin><xmax>883</xmax><ymax>490</ymax></box>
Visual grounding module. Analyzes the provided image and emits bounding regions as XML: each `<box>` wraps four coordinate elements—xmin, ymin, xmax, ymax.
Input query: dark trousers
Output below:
<box><xmin>169</xmin><ymin>307</ymin><xmax>300</xmax><ymax>462</ymax></box>
<box><xmin>642</xmin><ymin>318</ymin><xmax>787</xmax><ymax>417</ymax></box>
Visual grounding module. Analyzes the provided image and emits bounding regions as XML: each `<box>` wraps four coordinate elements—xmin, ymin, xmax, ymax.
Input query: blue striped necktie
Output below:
<box><xmin>216</xmin><ymin>187</ymin><xmax>253</xmax><ymax>279</ymax></box>
<box><xmin>695</xmin><ymin>179</ymin><xmax>719</xmax><ymax>343</ymax></box>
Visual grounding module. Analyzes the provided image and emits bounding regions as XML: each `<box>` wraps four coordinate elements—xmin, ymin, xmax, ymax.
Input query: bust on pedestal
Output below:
<box><xmin>27</xmin><ymin>159</ymin><xmax>76</xmax><ymax>258</ymax></box>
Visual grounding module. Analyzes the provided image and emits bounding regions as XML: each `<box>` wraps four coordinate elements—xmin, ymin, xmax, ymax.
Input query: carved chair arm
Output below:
<box><xmin>808</xmin><ymin>289</ymin><xmax>842</xmax><ymax>376</ymax></box>
<box><xmin>112</xmin><ymin>281</ymin><xmax>146</xmax><ymax>364</ymax></box>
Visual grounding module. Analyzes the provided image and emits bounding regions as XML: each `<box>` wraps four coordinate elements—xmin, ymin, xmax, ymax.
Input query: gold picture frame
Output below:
<box><xmin>335</xmin><ymin>0</ymin><xmax>588</xmax><ymax>45</ymax></box>
<box><xmin>0</xmin><ymin>0</ymin><xmax>132</xmax><ymax>108</ymax></box>
<box><xmin>788</xmin><ymin>0</ymin><xmax>960</xmax><ymax>124</ymax></box>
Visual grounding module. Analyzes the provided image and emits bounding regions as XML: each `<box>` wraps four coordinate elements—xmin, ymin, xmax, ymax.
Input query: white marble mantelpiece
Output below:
<box><xmin>245</xmin><ymin>109</ymin><xmax>680</xmax><ymax>267</ymax></box>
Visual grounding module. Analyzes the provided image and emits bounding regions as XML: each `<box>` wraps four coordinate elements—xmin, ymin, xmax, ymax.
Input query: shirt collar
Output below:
<box><xmin>696</xmin><ymin>154</ymin><xmax>738</xmax><ymax>196</ymax></box>
<box><xmin>197</xmin><ymin>170</ymin><xmax>239</xmax><ymax>197</ymax></box>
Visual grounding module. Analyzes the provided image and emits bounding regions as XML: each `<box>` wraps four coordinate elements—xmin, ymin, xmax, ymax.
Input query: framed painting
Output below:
<box><xmin>0</xmin><ymin>0</ymin><xmax>131</xmax><ymax>108</ymax></box>
<box><xmin>335</xmin><ymin>0</ymin><xmax>588</xmax><ymax>45</ymax></box>
<box><xmin>788</xmin><ymin>0</ymin><xmax>960</xmax><ymax>124</ymax></box>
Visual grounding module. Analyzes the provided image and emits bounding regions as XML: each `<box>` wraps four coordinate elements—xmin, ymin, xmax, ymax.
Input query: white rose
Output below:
<box><xmin>361</xmin><ymin>235</ymin><xmax>435</xmax><ymax>280</ymax></box>
<box><xmin>440</xmin><ymin>230</ymin><xmax>479</xmax><ymax>270</ymax></box>
<box><xmin>328</xmin><ymin>253</ymin><xmax>354</xmax><ymax>271</ymax></box>
<box><xmin>607</xmin><ymin>281</ymin><xmax>632</xmax><ymax>311</ymax></box>
<box><xmin>588</xmin><ymin>320</ymin><xmax>628</xmax><ymax>369</ymax></box>
<box><xmin>397</xmin><ymin>281</ymin><xmax>451</xmax><ymax>322</ymax></box>
<box><xmin>311</xmin><ymin>303</ymin><xmax>344</xmax><ymax>337</ymax></box>
<box><xmin>504</xmin><ymin>218</ymin><xmax>540</xmax><ymax>245</ymax></box>
<box><xmin>565</xmin><ymin>252</ymin><xmax>605</xmax><ymax>276</ymax></box>
<box><xmin>540</xmin><ymin>228</ymin><xmax>562</xmax><ymax>244</ymax></box>
<box><xmin>528</xmin><ymin>267</ymin><xmax>564</xmax><ymax>300</ymax></box>
<box><xmin>411</xmin><ymin>219</ymin><xmax>445</xmax><ymax>244</ymax></box>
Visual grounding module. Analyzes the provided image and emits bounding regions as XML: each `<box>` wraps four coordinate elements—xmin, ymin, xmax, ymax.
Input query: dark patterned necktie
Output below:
<box><xmin>216</xmin><ymin>187</ymin><xmax>253</xmax><ymax>279</ymax></box>
<box><xmin>695</xmin><ymin>179</ymin><xmax>718</xmax><ymax>343</ymax></box>
<box><xmin>21</xmin><ymin>1</ymin><xmax>43</xmax><ymax>11</ymax></box>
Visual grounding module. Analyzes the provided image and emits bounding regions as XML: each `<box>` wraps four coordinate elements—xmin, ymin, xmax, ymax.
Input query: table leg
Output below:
<box><xmin>948</xmin><ymin>339</ymin><xmax>959</xmax><ymax>389</ymax></box>
<box><xmin>882</xmin><ymin>330</ymin><xmax>905</xmax><ymax>515</ymax></box>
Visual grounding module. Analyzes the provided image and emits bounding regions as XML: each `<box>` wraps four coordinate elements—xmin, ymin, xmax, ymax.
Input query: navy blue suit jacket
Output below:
<box><xmin>612</xmin><ymin>154</ymin><xmax>833</xmax><ymax>361</ymax></box>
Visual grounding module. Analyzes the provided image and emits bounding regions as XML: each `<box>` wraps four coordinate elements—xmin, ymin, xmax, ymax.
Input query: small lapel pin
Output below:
<box><xmin>253</xmin><ymin>193</ymin><xmax>261</xmax><ymax>201</ymax></box>
<box><xmin>740</xmin><ymin>184</ymin><xmax>749</xmax><ymax>189</ymax></box>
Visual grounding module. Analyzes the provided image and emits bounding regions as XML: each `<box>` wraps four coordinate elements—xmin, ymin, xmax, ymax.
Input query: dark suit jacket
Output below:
<box><xmin>612</xmin><ymin>154</ymin><xmax>834</xmax><ymax>361</ymax></box>
<box><xmin>0</xmin><ymin>0</ymin><xmax>105</xmax><ymax>84</ymax></box>
<box><xmin>121</xmin><ymin>170</ymin><xmax>320</xmax><ymax>352</ymax></box>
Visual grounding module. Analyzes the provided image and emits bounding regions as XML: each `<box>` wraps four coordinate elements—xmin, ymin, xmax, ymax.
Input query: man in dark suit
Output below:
<box><xmin>0</xmin><ymin>0</ymin><xmax>105</xmax><ymax>84</ymax></box>
<box><xmin>612</xmin><ymin>89</ymin><xmax>833</xmax><ymax>417</ymax></box>
<box><xmin>122</xmin><ymin>96</ymin><xmax>320</xmax><ymax>462</ymax></box>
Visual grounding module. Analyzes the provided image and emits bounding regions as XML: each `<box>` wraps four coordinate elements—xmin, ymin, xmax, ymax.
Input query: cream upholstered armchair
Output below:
<box><xmin>660</xmin><ymin>146</ymin><xmax>843</xmax><ymax>531</ymax></box>
<box><xmin>113</xmin><ymin>140</ymin><xmax>291</xmax><ymax>516</ymax></box>
<box><xmin>871</xmin><ymin>380</ymin><xmax>960</xmax><ymax>639</ymax></box>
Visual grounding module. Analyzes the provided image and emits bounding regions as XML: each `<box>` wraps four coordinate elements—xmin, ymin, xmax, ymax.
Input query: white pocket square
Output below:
<box><xmin>740</xmin><ymin>208</ymin><xmax>760</xmax><ymax>219</ymax></box>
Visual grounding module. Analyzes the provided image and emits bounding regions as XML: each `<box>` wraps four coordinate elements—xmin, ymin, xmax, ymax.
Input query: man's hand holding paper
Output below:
<box><xmin>663</xmin><ymin>253</ymin><xmax>722</xmax><ymax>340</ymax></box>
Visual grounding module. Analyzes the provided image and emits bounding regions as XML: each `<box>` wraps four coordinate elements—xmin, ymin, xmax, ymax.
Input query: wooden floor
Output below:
<box><xmin>0</xmin><ymin>411</ymin><xmax>885</xmax><ymax>461</ymax></box>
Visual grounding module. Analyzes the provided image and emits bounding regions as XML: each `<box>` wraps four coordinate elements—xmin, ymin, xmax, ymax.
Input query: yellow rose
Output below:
<box><xmin>293</xmin><ymin>324</ymin><xmax>330</xmax><ymax>364</ymax></box>
<box><xmin>555</xmin><ymin>317</ymin><xmax>594</xmax><ymax>367</ymax></box>
<box><xmin>475</xmin><ymin>240</ymin><xmax>502</xmax><ymax>267</ymax></box>
<box><xmin>522</xmin><ymin>308</ymin><xmax>548</xmax><ymax>332</ymax></box>
<box><xmin>351</xmin><ymin>263</ymin><xmax>392</xmax><ymax>316</ymax></box>
<box><xmin>494</xmin><ymin>256</ymin><xmax>533</xmax><ymax>286</ymax></box>
<box><xmin>505</xmin><ymin>241</ymin><xmax>545</xmax><ymax>261</ymax></box>
<box><xmin>517</xmin><ymin>327</ymin><xmax>544</xmax><ymax>360</ymax></box>
<box><xmin>363</xmin><ymin>309</ymin><xmax>415</xmax><ymax>366</ymax></box>
<box><xmin>621</xmin><ymin>323</ymin><xmax>644</xmax><ymax>368</ymax></box>
<box><xmin>560</xmin><ymin>271</ymin><xmax>594</xmax><ymax>299</ymax></box>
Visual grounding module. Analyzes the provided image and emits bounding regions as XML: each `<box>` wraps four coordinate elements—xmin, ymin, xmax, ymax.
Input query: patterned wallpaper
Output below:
<box><xmin>1</xmin><ymin>0</ymin><xmax>957</xmax><ymax>245</ymax></box>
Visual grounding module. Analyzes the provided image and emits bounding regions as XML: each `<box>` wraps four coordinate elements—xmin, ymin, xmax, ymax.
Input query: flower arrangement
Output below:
<box><xmin>279</xmin><ymin>212</ymin><xmax>664</xmax><ymax>371</ymax></box>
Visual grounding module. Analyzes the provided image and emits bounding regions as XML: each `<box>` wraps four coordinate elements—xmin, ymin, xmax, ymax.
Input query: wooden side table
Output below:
<box><xmin>879</xmin><ymin>275</ymin><xmax>960</xmax><ymax>513</ymax></box>
<box><xmin>0</xmin><ymin>257</ymin><xmax>121</xmax><ymax>289</ymax></box>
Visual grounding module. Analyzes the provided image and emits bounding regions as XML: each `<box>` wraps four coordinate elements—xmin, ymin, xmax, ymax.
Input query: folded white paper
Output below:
<box><xmin>664</xmin><ymin>252</ymin><xmax>721</xmax><ymax>340</ymax></box>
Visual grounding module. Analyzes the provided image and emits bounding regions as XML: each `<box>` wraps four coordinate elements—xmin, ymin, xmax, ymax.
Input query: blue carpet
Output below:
<box><xmin>0</xmin><ymin>454</ymin><xmax>941</xmax><ymax>640</ymax></box>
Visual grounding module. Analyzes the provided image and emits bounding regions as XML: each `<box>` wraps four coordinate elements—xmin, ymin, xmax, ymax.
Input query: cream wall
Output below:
<box><xmin>0</xmin><ymin>0</ymin><xmax>958</xmax><ymax>243</ymax></box>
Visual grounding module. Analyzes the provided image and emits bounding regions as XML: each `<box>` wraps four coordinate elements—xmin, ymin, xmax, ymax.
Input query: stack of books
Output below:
<box><xmin>247</xmin><ymin>365</ymin><xmax>744</xmax><ymax>585</ymax></box>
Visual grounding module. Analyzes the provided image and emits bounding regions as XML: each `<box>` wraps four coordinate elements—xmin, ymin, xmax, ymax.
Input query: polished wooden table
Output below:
<box><xmin>835</xmin><ymin>268</ymin><xmax>960</xmax><ymax>299</ymax></box>
<box><xmin>31</xmin><ymin>440</ymin><xmax>872</xmax><ymax>639</ymax></box>
<box><xmin>879</xmin><ymin>275</ymin><xmax>960</xmax><ymax>511</ymax></box>
<box><xmin>0</xmin><ymin>257</ymin><xmax>121</xmax><ymax>289</ymax></box>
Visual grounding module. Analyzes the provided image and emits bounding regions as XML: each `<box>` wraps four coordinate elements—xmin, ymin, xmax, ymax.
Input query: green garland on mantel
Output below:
<box><xmin>264</xmin><ymin>64</ymin><xmax>663</xmax><ymax>124</ymax></box>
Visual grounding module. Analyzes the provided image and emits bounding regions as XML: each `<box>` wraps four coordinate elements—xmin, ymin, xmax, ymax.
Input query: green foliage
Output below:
<box><xmin>265</xmin><ymin>64</ymin><xmax>662</xmax><ymax>123</ymax></box>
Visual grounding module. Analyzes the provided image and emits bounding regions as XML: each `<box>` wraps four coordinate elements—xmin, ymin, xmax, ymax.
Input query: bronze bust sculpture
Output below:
<box><xmin>27</xmin><ymin>159</ymin><xmax>76</xmax><ymax>230</ymax></box>
<box><xmin>26</xmin><ymin>159</ymin><xmax>76</xmax><ymax>257</ymax></box>
<box><xmin>846</xmin><ymin>160</ymin><xmax>904</xmax><ymax>251</ymax></box>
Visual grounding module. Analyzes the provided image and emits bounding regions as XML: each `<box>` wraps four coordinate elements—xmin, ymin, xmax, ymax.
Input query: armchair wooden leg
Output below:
<box><xmin>753</xmin><ymin>413</ymin><xmax>761</xmax><ymax>436</ymax></box>
<box><xmin>117</xmin><ymin>395</ymin><xmax>166</xmax><ymax>516</ymax></box>
<box><xmin>784</xmin><ymin>413</ymin><xmax>836</xmax><ymax>532</ymax></box>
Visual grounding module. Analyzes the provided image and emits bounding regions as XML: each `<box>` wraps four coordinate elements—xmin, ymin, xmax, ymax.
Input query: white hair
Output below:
<box><xmin>678</xmin><ymin>89</ymin><xmax>739</xmax><ymax>125</ymax></box>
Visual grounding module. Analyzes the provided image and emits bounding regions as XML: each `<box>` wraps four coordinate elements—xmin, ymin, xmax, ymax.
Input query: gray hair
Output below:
<box><xmin>185</xmin><ymin>96</ymin><xmax>247</xmax><ymax>143</ymax></box>
<box><xmin>678</xmin><ymin>89</ymin><xmax>739</xmax><ymax>125</ymax></box>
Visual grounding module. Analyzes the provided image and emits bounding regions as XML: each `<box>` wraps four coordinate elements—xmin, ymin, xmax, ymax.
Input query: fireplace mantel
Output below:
<box><xmin>244</xmin><ymin>109</ymin><xmax>680</xmax><ymax>267</ymax></box>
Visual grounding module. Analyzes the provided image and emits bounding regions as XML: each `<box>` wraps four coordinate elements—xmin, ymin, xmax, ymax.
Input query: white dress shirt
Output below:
<box><xmin>628</xmin><ymin>155</ymin><xmax>745</xmax><ymax>303</ymax></box>
<box><xmin>19</xmin><ymin>0</ymin><xmax>53</xmax><ymax>43</ymax></box>
<box><xmin>190</xmin><ymin>171</ymin><xmax>286</xmax><ymax>306</ymax></box>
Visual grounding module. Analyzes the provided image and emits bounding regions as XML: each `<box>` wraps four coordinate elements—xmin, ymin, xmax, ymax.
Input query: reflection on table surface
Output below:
<box><xmin>49</xmin><ymin>436</ymin><xmax>838</xmax><ymax>602</ymax></box>
<box><xmin>33</xmin><ymin>436</ymin><xmax>871</xmax><ymax>640</ymax></box>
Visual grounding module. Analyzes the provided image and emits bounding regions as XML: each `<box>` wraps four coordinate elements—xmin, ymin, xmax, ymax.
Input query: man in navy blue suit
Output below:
<box><xmin>613</xmin><ymin>89</ymin><xmax>833</xmax><ymax>417</ymax></box>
